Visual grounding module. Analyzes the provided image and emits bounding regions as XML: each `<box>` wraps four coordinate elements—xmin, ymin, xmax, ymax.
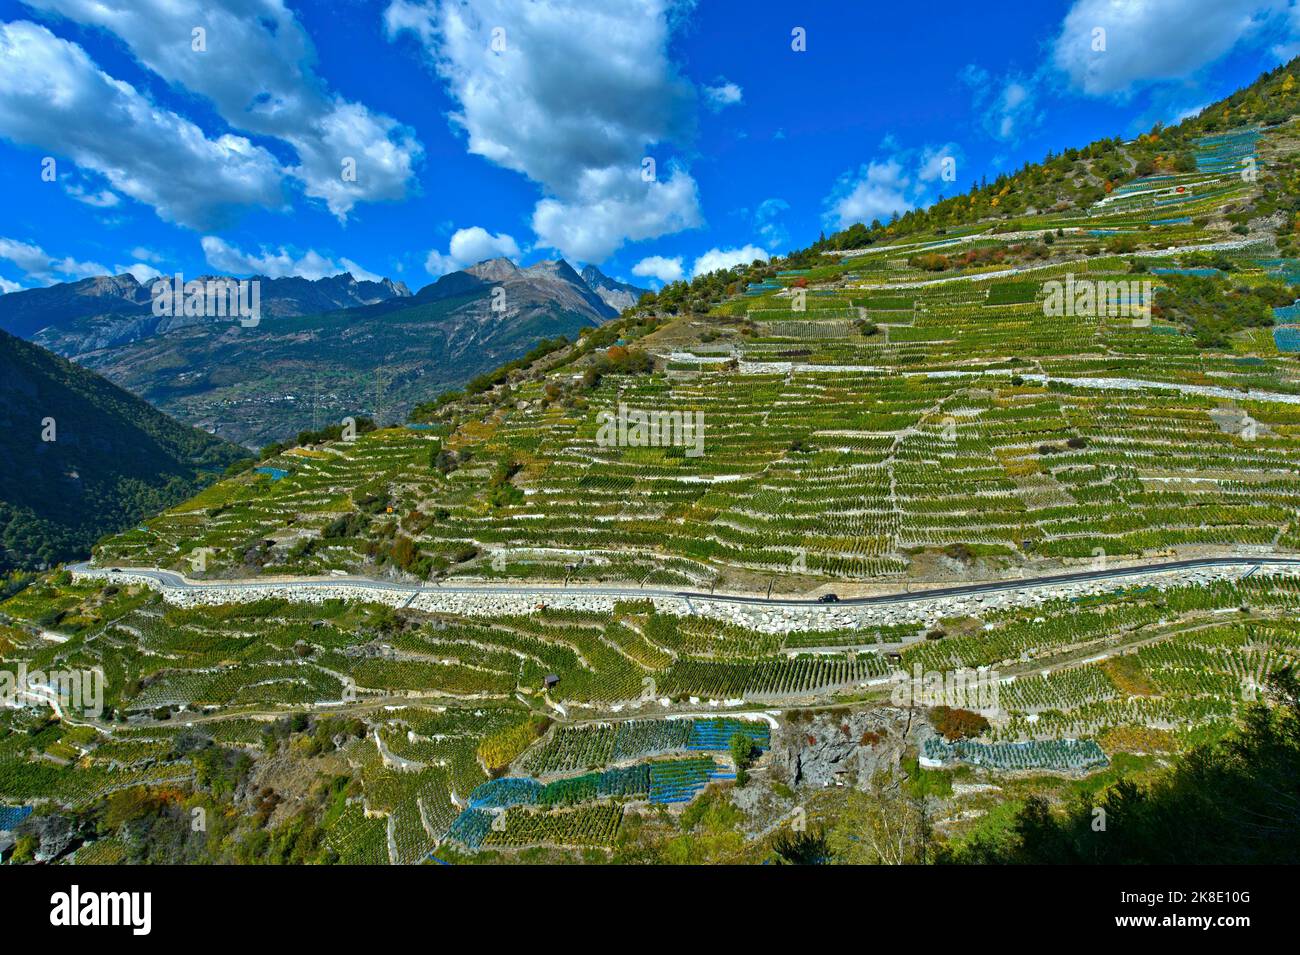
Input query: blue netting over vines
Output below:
<box><xmin>467</xmin><ymin>777</ymin><xmax>540</xmax><ymax>810</ymax></box>
<box><xmin>686</xmin><ymin>718</ymin><xmax>771</xmax><ymax>751</ymax></box>
<box><xmin>446</xmin><ymin>808</ymin><xmax>494</xmax><ymax>849</ymax></box>
<box><xmin>648</xmin><ymin>757</ymin><xmax>731</xmax><ymax>804</ymax></box>
<box><xmin>0</xmin><ymin>805</ymin><xmax>32</xmax><ymax>830</ymax></box>
<box><xmin>1274</xmin><ymin>327</ymin><xmax>1300</xmax><ymax>352</ymax></box>
<box><xmin>1193</xmin><ymin>128</ymin><xmax>1259</xmax><ymax>172</ymax></box>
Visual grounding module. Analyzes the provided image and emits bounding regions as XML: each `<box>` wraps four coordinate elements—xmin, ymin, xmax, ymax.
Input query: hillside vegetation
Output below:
<box><xmin>92</xmin><ymin>100</ymin><xmax>1300</xmax><ymax>591</ymax></box>
<box><xmin>0</xmin><ymin>329</ymin><xmax>246</xmax><ymax>571</ymax></box>
<box><xmin>4</xmin><ymin>62</ymin><xmax>1300</xmax><ymax>867</ymax></box>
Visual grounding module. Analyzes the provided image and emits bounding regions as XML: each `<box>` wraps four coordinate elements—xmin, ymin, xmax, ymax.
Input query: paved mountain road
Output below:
<box><xmin>68</xmin><ymin>555</ymin><xmax>1300</xmax><ymax>610</ymax></box>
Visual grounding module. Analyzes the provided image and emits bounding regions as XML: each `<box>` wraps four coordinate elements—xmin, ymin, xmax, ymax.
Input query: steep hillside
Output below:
<box><xmin>90</xmin><ymin>108</ymin><xmax>1300</xmax><ymax>590</ymax></box>
<box><xmin>810</xmin><ymin>60</ymin><xmax>1300</xmax><ymax>255</ymax></box>
<box><xmin>0</xmin><ymin>329</ymin><xmax>246</xmax><ymax>571</ymax></box>
<box><xmin>5</xmin><ymin>65</ymin><xmax>1300</xmax><ymax>870</ymax></box>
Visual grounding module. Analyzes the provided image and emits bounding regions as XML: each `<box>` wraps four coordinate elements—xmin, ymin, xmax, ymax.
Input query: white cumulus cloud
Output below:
<box><xmin>753</xmin><ymin>198</ymin><xmax>790</xmax><ymax>250</ymax></box>
<box><xmin>200</xmin><ymin>236</ymin><xmax>377</xmax><ymax>281</ymax></box>
<box><xmin>692</xmin><ymin>245</ymin><xmax>769</xmax><ymax>278</ymax></box>
<box><xmin>386</xmin><ymin>0</ymin><xmax>702</xmax><ymax>262</ymax></box>
<box><xmin>960</xmin><ymin>65</ymin><xmax>1041</xmax><ymax>142</ymax></box>
<box><xmin>531</xmin><ymin>166</ymin><xmax>701</xmax><ymax>264</ymax></box>
<box><xmin>65</xmin><ymin>180</ymin><xmax>120</xmax><ymax>208</ymax></box>
<box><xmin>0</xmin><ymin>21</ymin><xmax>285</xmax><ymax>230</ymax></box>
<box><xmin>424</xmin><ymin>226</ymin><xmax>522</xmax><ymax>276</ymax></box>
<box><xmin>115</xmin><ymin>262</ymin><xmax>162</xmax><ymax>283</ymax></box>
<box><xmin>917</xmin><ymin>143</ymin><xmax>963</xmax><ymax>183</ymax></box>
<box><xmin>0</xmin><ymin>236</ymin><xmax>107</xmax><ymax>283</ymax></box>
<box><xmin>1276</xmin><ymin>0</ymin><xmax>1300</xmax><ymax>58</ymax></box>
<box><xmin>1051</xmin><ymin>0</ymin><xmax>1285</xmax><ymax>97</ymax></box>
<box><xmin>823</xmin><ymin>138</ymin><xmax>971</xmax><ymax>233</ymax></box>
<box><xmin>823</xmin><ymin>159</ymin><xmax>913</xmax><ymax>232</ymax></box>
<box><xmin>29</xmin><ymin>0</ymin><xmax>423</xmax><ymax>221</ymax></box>
<box><xmin>703</xmin><ymin>80</ymin><xmax>743</xmax><ymax>111</ymax></box>
<box><xmin>631</xmin><ymin>255</ymin><xmax>684</xmax><ymax>284</ymax></box>
<box><xmin>339</xmin><ymin>258</ymin><xmax>383</xmax><ymax>283</ymax></box>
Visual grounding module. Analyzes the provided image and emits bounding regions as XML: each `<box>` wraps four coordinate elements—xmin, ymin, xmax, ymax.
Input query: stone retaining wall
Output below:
<box><xmin>71</xmin><ymin>563</ymin><xmax>1300</xmax><ymax>635</ymax></box>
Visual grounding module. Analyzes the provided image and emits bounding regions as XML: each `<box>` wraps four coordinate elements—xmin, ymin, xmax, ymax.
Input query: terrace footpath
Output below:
<box><xmin>68</xmin><ymin>556</ymin><xmax>1300</xmax><ymax>635</ymax></box>
<box><xmin>701</xmin><ymin>356</ymin><xmax>1300</xmax><ymax>406</ymax></box>
<box><xmin>856</xmin><ymin>238</ymin><xmax>1264</xmax><ymax>289</ymax></box>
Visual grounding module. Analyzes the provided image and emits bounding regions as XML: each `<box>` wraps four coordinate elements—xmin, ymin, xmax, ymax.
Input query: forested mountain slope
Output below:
<box><xmin>0</xmin><ymin>329</ymin><xmax>245</xmax><ymax>571</ymax></box>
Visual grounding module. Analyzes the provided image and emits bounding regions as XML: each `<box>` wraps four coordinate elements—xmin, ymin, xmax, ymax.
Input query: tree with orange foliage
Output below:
<box><xmin>930</xmin><ymin>706</ymin><xmax>990</xmax><ymax>741</ymax></box>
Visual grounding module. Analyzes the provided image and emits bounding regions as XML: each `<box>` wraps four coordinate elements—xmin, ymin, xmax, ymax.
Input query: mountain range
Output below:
<box><xmin>580</xmin><ymin>264</ymin><xmax>649</xmax><ymax>313</ymax></box>
<box><xmin>0</xmin><ymin>260</ymin><xmax>648</xmax><ymax>448</ymax></box>
<box><xmin>0</xmin><ymin>271</ymin><xmax>411</xmax><ymax>355</ymax></box>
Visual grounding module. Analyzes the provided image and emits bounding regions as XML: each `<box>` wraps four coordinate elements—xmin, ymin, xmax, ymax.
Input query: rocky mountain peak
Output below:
<box><xmin>465</xmin><ymin>257</ymin><xmax>522</xmax><ymax>282</ymax></box>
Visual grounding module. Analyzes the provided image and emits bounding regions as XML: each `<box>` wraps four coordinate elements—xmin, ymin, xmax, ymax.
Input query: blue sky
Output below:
<box><xmin>1</xmin><ymin>0</ymin><xmax>1298</xmax><ymax>296</ymax></box>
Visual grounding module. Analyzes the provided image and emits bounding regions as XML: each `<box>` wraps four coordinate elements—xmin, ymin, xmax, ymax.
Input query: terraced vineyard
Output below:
<box><xmin>86</xmin><ymin>121</ymin><xmax>1300</xmax><ymax>597</ymax></box>
<box><xmin>5</xmin><ymin>77</ymin><xmax>1300</xmax><ymax>864</ymax></box>
<box><xmin>4</xmin><ymin>561</ymin><xmax>1297</xmax><ymax>861</ymax></box>
<box><xmin>436</xmin><ymin>716</ymin><xmax>769</xmax><ymax>850</ymax></box>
